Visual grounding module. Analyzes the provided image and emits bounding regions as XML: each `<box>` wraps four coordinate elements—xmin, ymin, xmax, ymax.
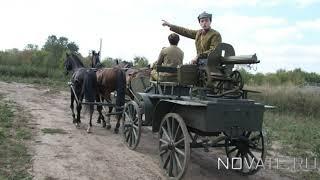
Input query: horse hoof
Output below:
<box><xmin>75</xmin><ymin>123</ymin><xmax>80</xmax><ymax>128</ymax></box>
<box><xmin>87</xmin><ymin>127</ymin><xmax>92</xmax><ymax>133</ymax></box>
<box><xmin>102</xmin><ymin>122</ymin><xmax>106</xmax><ymax>128</ymax></box>
<box><xmin>114</xmin><ymin>128</ymin><xmax>119</xmax><ymax>134</ymax></box>
<box><xmin>106</xmin><ymin>125</ymin><xmax>111</xmax><ymax>130</ymax></box>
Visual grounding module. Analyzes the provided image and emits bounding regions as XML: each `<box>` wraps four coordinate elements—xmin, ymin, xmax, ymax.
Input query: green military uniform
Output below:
<box><xmin>169</xmin><ymin>25</ymin><xmax>222</xmax><ymax>58</ymax></box>
<box><xmin>151</xmin><ymin>45</ymin><xmax>184</xmax><ymax>81</ymax></box>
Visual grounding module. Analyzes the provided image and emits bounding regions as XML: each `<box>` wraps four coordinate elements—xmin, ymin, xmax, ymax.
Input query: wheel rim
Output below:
<box><xmin>159</xmin><ymin>113</ymin><xmax>190</xmax><ymax>179</ymax></box>
<box><xmin>122</xmin><ymin>101</ymin><xmax>141</xmax><ymax>150</ymax></box>
<box><xmin>230</xmin><ymin>71</ymin><xmax>244</xmax><ymax>89</ymax></box>
<box><xmin>225</xmin><ymin>131</ymin><xmax>265</xmax><ymax>175</ymax></box>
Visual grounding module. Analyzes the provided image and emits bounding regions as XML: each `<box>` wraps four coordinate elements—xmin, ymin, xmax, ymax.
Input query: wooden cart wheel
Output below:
<box><xmin>159</xmin><ymin>113</ymin><xmax>190</xmax><ymax>180</ymax></box>
<box><xmin>230</xmin><ymin>70</ymin><xmax>244</xmax><ymax>90</ymax></box>
<box><xmin>122</xmin><ymin>100</ymin><xmax>142</xmax><ymax>150</ymax></box>
<box><xmin>225</xmin><ymin>131</ymin><xmax>265</xmax><ymax>175</ymax></box>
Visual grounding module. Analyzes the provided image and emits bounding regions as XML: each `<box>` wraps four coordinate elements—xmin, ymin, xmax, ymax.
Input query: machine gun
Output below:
<box><xmin>197</xmin><ymin>43</ymin><xmax>260</xmax><ymax>98</ymax></box>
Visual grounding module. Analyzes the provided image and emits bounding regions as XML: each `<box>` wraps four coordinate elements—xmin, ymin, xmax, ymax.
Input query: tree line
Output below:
<box><xmin>0</xmin><ymin>35</ymin><xmax>150</xmax><ymax>79</ymax></box>
<box><xmin>0</xmin><ymin>34</ymin><xmax>319</xmax><ymax>86</ymax></box>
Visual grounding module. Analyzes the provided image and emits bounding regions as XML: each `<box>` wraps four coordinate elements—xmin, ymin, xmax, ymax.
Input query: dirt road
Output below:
<box><xmin>0</xmin><ymin>81</ymin><xmax>291</xmax><ymax>180</ymax></box>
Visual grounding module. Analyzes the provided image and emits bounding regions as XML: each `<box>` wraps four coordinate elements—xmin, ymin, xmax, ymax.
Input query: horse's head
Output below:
<box><xmin>91</xmin><ymin>50</ymin><xmax>102</xmax><ymax>68</ymax></box>
<box><xmin>64</xmin><ymin>53</ymin><xmax>73</xmax><ymax>75</ymax></box>
<box><xmin>119</xmin><ymin>61</ymin><xmax>133</xmax><ymax>68</ymax></box>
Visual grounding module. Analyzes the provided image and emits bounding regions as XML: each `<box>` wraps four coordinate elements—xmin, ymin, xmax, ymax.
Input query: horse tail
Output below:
<box><xmin>82</xmin><ymin>70</ymin><xmax>97</xmax><ymax>112</ymax></box>
<box><xmin>116</xmin><ymin>69</ymin><xmax>126</xmax><ymax>110</ymax></box>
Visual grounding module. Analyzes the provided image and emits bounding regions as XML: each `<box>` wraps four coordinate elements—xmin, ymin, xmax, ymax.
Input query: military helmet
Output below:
<box><xmin>197</xmin><ymin>11</ymin><xmax>212</xmax><ymax>22</ymax></box>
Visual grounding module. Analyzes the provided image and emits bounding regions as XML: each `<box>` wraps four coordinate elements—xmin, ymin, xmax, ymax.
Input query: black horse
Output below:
<box><xmin>64</xmin><ymin>53</ymin><xmax>97</xmax><ymax>133</ymax></box>
<box><xmin>91</xmin><ymin>50</ymin><xmax>103</xmax><ymax>68</ymax></box>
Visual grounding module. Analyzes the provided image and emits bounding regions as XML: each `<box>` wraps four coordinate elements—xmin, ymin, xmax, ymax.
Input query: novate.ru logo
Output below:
<box><xmin>218</xmin><ymin>157</ymin><xmax>319</xmax><ymax>171</ymax></box>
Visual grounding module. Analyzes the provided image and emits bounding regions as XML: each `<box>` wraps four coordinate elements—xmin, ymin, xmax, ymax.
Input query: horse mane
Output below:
<box><xmin>71</xmin><ymin>53</ymin><xmax>85</xmax><ymax>67</ymax></box>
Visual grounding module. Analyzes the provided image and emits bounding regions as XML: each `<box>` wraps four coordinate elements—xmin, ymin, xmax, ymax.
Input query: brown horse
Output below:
<box><xmin>91</xmin><ymin>51</ymin><xmax>126</xmax><ymax>133</ymax></box>
<box><xmin>90</xmin><ymin>52</ymin><xmax>150</xmax><ymax>100</ymax></box>
<box><xmin>95</xmin><ymin>67</ymin><xmax>126</xmax><ymax>133</ymax></box>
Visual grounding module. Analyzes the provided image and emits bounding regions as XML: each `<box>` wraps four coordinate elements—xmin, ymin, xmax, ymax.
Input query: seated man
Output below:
<box><xmin>151</xmin><ymin>33</ymin><xmax>184</xmax><ymax>81</ymax></box>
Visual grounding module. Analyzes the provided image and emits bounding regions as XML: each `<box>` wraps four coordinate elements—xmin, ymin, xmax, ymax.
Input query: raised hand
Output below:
<box><xmin>162</xmin><ymin>20</ymin><xmax>171</xmax><ymax>27</ymax></box>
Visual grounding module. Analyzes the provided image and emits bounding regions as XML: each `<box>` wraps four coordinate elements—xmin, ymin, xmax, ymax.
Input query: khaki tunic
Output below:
<box><xmin>170</xmin><ymin>24</ymin><xmax>222</xmax><ymax>58</ymax></box>
<box><xmin>151</xmin><ymin>45</ymin><xmax>184</xmax><ymax>81</ymax></box>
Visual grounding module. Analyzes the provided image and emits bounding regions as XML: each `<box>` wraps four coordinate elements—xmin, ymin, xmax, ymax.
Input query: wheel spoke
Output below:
<box><xmin>160</xmin><ymin>144</ymin><xmax>169</xmax><ymax>151</ymax></box>
<box><xmin>123</xmin><ymin>127</ymin><xmax>130</xmax><ymax>134</ymax></box>
<box><xmin>250</xmin><ymin>134</ymin><xmax>261</xmax><ymax>142</ymax></box>
<box><xmin>227</xmin><ymin>147</ymin><xmax>237</xmax><ymax>155</ymax></box>
<box><xmin>124</xmin><ymin>112</ymin><xmax>133</xmax><ymax>122</ymax></box>
<box><xmin>128</xmin><ymin>130</ymin><xmax>132</xmax><ymax>146</ymax></box>
<box><xmin>131</xmin><ymin>130</ymin><xmax>135</xmax><ymax>146</ymax></box>
<box><xmin>127</xmin><ymin>105</ymin><xmax>131</xmax><ymax>118</ymax></box>
<box><xmin>160</xmin><ymin>149</ymin><xmax>169</xmax><ymax>156</ymax></box>
<box><xmin>171</xmin><ymin>118</ymin><xmax>175</xmax><ymax>140</ymax></box>
<box><xmin>174</xmin><ymin>152</ymin><xmax>183</xmax><ymax>171</ymax></box>
<box><xmin>163</xmin><ymin>153</ymin><xmax>170</xmax><ymax>169</ymax></box>
<box><xmin>168</xmin><ymin>154</ymin><xmax>173</xmax><ymax>176</ymax></box>
<box><xmin>132</xmin><ymin>124</ymin><xmax>138</xmax><ymax>130</ymax></box>
<box><xmin>126</xmin><ymin>129</ymin><xmax>131</xmax><ymax>142</ymax></box>
<box><xmin>241</xmin><ymin>155</ymin><xmax>245</xmax><ymax>171</ymax></box>
<box><xmin>161</xmin><ymin>127</ymin><xmax>171</xmax><ymax>141</ymax></box>
<box><xmin>123</xmin><ymin>123</ymin><xmax>131</xmax><ymax>128</ymax></box>
<box><xmin>160</xmin><ymin>138</ymin><xmax>169</xmax><ymax>145</ymax></box>
<box><xmin>129</xmin><ymin>105</ymin><xmax>134</xmax><ymax>119</ymax></box>
<box><xmin>133</xmin><ymin>117</ymin><xmax>139</xmax><ymax>124</ymax></box>
<box><xmin>174</xmin><ymin>138</ymin><xmax>184</xmax><ymax>146</ymax></box>
<box><xmin>175</xmin><ymin>147</ymin><xmax>185</xmax><ymax>157</ymax></box>
<box><xmin>166</xmin><ymin>118</ymin><xmax>172</xmax><ymax>139</ymax></box>
<box><xmin>132</xmin><ymin>127</ymin><xmax>138</xmax><ymax>140</ymax></box>
<box><xmin>248</xmin><ymin>150</ymin><xmax>259</xmax><ymax>164</ymax></box>
<box><xmin>174</xmin><ymin>126</ymin><xmax>181</xmax><ymax>141</ymax></box>
<box><xmin>232</xmin><ymin>150</ymin><xmax>241</xmax><ymax>165</ymax></box>
<box><xmin>244</xmin><ymin>154</ymin><xmax>253</xmax><ymax>169</ymax></box>
<box><xmin>245</xmin><ymin>131</ymin><xmax>252</xmax><ymax>138</ymax></box>
<box><xmin>248</xmin><ymin>145</ymin><xmax>263</xmax><ymax>152</ymax></box>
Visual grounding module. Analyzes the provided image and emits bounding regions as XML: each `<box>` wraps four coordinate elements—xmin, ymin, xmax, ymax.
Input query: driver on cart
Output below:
<box><xmin>162</xmin><ymin>11</ymin><xmax>222</xmax><ymax>76</ymax></box>
<box><xmin>151</xmin><ymin>33</ymin><xmax>184</xmax><ymax>81</ymax></box>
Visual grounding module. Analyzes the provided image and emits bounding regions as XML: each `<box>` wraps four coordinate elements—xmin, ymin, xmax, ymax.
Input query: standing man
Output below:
<box><xmin>162</xmin><ymin>11</ymin><xmax>222</xmax><ymax>65</ymax></box>
<box><xmin>151</xmin><ymin>33</ymin><xmax>184</xmax><ymax>81</ymax></box>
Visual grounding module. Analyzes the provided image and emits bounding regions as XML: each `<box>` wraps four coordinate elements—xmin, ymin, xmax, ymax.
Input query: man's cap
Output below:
<box><xmin>198</xmin><ymin>11</ymin><xmax>212</xmax><ymax>22</ymax></box>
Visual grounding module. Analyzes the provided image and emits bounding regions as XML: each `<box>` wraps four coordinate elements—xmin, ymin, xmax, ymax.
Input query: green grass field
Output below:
<box><xmin>0</xmin><ymin>96</ymin><xmax>33</xmax><ymax>179</ymax></box>
<box><xmin>248</xmin><ymin>85</ymin><xmax>320</xmax><ymax>179</ymax></box>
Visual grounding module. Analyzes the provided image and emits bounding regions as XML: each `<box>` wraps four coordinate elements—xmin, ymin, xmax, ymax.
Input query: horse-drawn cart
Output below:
<box><xmin>122</xmin><ymin>43</ymin><xmax>269</xmax><ymax>179</ymax></box>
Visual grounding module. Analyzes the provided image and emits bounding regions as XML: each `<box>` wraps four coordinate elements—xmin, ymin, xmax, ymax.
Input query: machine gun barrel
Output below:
<box><xmin>221</xmin><ymin>54</ymin><xmax>260</xmax><ymax>64</ymax></box>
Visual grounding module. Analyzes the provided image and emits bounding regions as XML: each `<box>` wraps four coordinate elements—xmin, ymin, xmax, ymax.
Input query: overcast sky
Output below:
<box><xmin>0</xmin><ymin>0</ymin><xmax>319</xmax><ymax>73</ymax></box>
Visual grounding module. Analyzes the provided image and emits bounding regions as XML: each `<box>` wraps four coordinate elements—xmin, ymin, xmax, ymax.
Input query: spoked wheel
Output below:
<box><xmin>225</xmin><ymin>131</ymin><xmax>265</xmax><ymax>175</ymax></box>
<box><xmin>122</xmin><ymin>100</ymin><xmax>142</xmax><ymax>150</ymax></box>
<box><xmin>159</xmin><ymin>113</ymin><xmax>190</xmax><ymax>180</ymax></box>
<box><xmin>230</xmin><ymin>70</ymin><xmax>244</xmax><ymax>90</ymax></box>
